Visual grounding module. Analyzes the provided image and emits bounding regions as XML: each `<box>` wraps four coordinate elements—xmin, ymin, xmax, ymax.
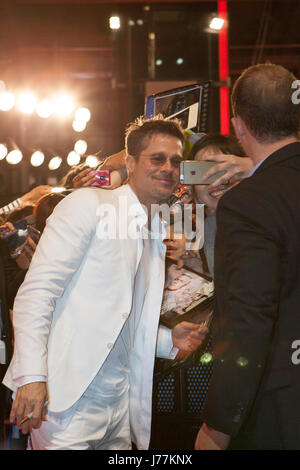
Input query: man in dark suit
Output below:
<box><xmin>195</xmin><ymin>63</ymin><xmax>300</xmax><ymax>450</ymax></box>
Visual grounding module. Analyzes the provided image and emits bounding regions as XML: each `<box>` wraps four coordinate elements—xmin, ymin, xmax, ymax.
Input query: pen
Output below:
<box><xmin>20</xmin><ymin>401</ymin><xmax>49</xmax><ymax>425</ymax></box>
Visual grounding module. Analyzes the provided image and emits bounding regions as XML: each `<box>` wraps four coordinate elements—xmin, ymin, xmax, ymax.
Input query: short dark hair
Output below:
<box><xmin>189</xmin><ymin>133</ymin><xmax>246</xmax><ymax>160</ymax></box>
<box><xmin>125</xmin><ymin>114</ymin><xmax>185</xmax><ymax>159</ymax></box>
<box><xmin>34</xmin><ymin>193</ymin><xmax>65</xmax><ymax>233</ymax></box>
<box><xmin>231</xmin><ymin>63</ymin><xmax>300</xmax><ymax>143</ymax></box>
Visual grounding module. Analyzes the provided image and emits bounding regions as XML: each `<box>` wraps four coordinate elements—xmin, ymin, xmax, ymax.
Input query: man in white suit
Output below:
<box><xmin>3</xmin><ymin>116</ymin><xmax>206</xmax><ymax>450</ymax></box>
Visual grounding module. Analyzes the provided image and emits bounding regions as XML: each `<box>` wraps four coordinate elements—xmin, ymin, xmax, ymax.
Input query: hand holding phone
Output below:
<box><xmin>180</xmin><ymin>161</ymin><xmax>226</xmax><ymax>185</ymax></box>
<box><xmin>90</xmin><ymin>170</ymin><xmax>110</xmax><ymax>187</ymax></box>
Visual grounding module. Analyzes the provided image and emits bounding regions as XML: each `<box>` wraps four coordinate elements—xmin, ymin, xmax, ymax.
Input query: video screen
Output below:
<box><xmin>144</xmin><ymin>82</ymin><xmax>210</xmax><ymax>132</ymax></box>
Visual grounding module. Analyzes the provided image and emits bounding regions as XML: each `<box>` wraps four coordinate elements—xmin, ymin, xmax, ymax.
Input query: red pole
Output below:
<box><xmin>218</xmin><ymin>0</ymin><xmax>230</xmax><ymax>135</ymax></box>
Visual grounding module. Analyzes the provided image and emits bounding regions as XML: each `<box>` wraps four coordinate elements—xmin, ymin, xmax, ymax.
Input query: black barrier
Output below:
<box><xmin>150</xmin><ymin>337</ymin><xmax>213</xmax><ymax>450</ymax></box>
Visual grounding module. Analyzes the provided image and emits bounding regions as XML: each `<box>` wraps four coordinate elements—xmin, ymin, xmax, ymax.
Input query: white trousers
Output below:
<box><xmin>29</xmin><ymin>379</ymin><xmax>131</xmax><ymax>450</ymax></box>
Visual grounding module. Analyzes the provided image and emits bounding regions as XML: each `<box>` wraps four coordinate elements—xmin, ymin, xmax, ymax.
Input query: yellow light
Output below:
<box><xmin>72</xmin><ymin>120</ymin><xmax>87</xmax><ymax>132</ymax></box>
<box><xmin>0</xmin><ymin>144</ymin><xmax>8</xmax><ymax>160</ymax></box>
<box><xmin>48</xmin><ymin>156</ymin><xmax>62</xmax><ymax>170</ymax></box>
<box><xmin>31</xmin><ymin>151</ymin><xmax>45</xmax><ymax>167</ymax></box>
<box><xmin>37</xmin><ymin>99</ymin><xmax>53</xmax><ymax>118</ymax></box>
<box><xmin>17</xmin><ymin>91</ymin><xmax>37</xmax><ymax>114</ymax></box>
<box><xmin>53</xmin><ymin>93</ymin><xmax>75</xmax><ymax>118</ymax></box>
<box><xmin>237</xmin><ymin>356</ymin><xmax>248</xmax><ymax>367</ymax></box>
<box><xmin>75</xmin><ymin>107</ymin><xmax>91</xmax><ymax>123</ymax></box>
<box><xmin>199</xmin><ymin>352</ymin><xmax>213</xmax><ymax>364</ymax></box>
<box><xmin>109</xmin><ymin>16</ymin><xmax>121</xmax><ymax>30</ymax></box>
<box><xmin>6</xmin><ymin>149</ymin><xmax>23</xmax><ymax>165</ymax></box>
<box><xmin>209</xmin><ymin>17</ymin><xmax>225</xmax><ymax>31</ymax></box>
<box><xmin>0</xmin><ymin>91</ymin><xmax>15</xmax><ymax>111</ymax></box>
<box><xmin>85</xmin><ymin>155</ymin><xmax>99</xmax><ymax>168</ymax></box>
<box><xmin>74</xmin><ymin>139</ymin><xmax>88</xmax><ymax>155</ymax></box>
<box><xmin>67</xmin><ymin>151</ymin><xmax>81</xmax><ymax>166</ymax></box>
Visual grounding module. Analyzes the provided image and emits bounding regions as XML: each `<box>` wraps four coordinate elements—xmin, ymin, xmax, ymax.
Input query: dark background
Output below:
<box><xmin>0</xmin><ymin>0</ymin><xmax>299</xmax><ymax>202</ymax></box>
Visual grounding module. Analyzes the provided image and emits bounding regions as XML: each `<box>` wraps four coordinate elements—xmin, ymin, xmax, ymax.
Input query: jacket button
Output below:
<box><xmin>107</xmin><ymin>342</ymin><xmax>114</xmax><ymax>349</ymax></box>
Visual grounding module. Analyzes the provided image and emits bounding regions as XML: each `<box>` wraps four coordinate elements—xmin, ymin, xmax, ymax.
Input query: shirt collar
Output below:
<box><xmin>121</xmin><ymin>184</ymin><xmax>166</xmax><ymax>239</ymax></box>
<box><xmin>247</xmin><ymin>156</ymin><xmax>269</xmax><ymax>177</ymax></box>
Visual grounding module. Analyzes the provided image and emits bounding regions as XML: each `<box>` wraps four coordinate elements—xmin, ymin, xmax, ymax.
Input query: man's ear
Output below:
<box><xmin>231</xmin><ymin>115</ymin><xmax>246</xmax><ymax>142</ymax></box>
<box><xmin>125</xmin><ymin>154</ymin><xmax>136</xmax><ymax>175</ymax></box>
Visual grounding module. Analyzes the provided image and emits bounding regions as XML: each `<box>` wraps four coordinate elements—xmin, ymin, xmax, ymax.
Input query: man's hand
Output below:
<box><xmin>10</xmin><ymin>382</ymin><xmax>48</xmax><ymax>434</ymax></box>
<box><xmin>172</xmin><ymin>321</ymin><xmax>208</xmax><ymax>356</ymax></box>
<box><xmin>200</xmin><ymin>154</ymin><xmax>253</xmax><ymax>188</ymax></box>
<box><xmin>195</xmin><ymin>423</ymin><xmax>231</xmax><ymax>450</ymax></box>
<box><xmin>72</xmin><ymin>168</ymin><xmax>97</xmax><ymax>188</ymax></box>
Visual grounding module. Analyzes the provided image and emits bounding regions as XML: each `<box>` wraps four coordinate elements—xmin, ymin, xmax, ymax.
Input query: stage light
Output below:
<box><xmin>51</xmin><ymin>186</ymin><xmax>65</xmax><ymax>193</ymax></box>
<box><xmin>37</xmin><ymin>99</ymin><xmax>53</xmax><ymax>118</ymax></box>
<box><xmin>155</xmin><ymin>59</ymin><xmax>163</xmax><ymax>66</ymax></box>
<box><xmin>6</xmin><ymin>149</ymin><xmax>23</xmax><ymax>165</ymax></box>
<box><xmin>85</xmin><ymin>155</ymin><xmax>98</xmax><ymax>168</ymax></box>
<box><xmin>209</xmin><ymin>17</ymin><xmax>225</xmax><ymax>31</ymax></box>
<box><xmin>48</xmin><ymin>156</ymin><xmax>62</xmax><ymax>170</ymax></box>
<box><xmin>75</xmin><ymin>107</ymin><xmax>91</xmax><ymax>123</ymax></box>
<box><xmin>53</xmin><ymin>93</ymin><xmax>75</xmax><ymax>118</ymax></box>
<box><xmin>176</xmin><ymin>58</ymin><xmax>184</xmax><ymax>65</ymax></box>
<box><xmin>72</xmin><ymin>120</ymin><xmax>87</xmax><ymax>132</ymax></box>
<box><xmin>74</xmin><ymin>139</ymin><xmax>87</xmax><ymax>155</ymax></box>
<box><xmin>31</xmin><ymin>151</ymin><xmax>45</xmax><ymax>167</ymax></box>
<box><xmin>17</xmin><ymin>91</ymin><xmax>37</xmax><ymax>114</ymax></box>
<box><xmin>0</xmin><ymin>144</ymin><xmax>8</xmax><ymax>160</ymax></box>
<box><xmin>67</xmin><ymin>151</ymin><xmax>80</xmax><ymax>166</ymax></box>
<box><xmin>109</xmin><ymin>16</ymin><xmax>121</xmax><ymax>30</ymax></box>
<box><xmin>0</xmin><ymin>91</ymin><xmax>15</xmax><ymax>111</ymax></box>
<box><xmin>137</xmin><ymin>19</ymin><xmax>144</xmax><ymax>26</ymax></box>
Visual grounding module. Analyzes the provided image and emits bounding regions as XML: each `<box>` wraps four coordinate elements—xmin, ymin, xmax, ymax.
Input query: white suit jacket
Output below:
<box><xmin>4</xmin><ymin>184</ymin><xmax>169</xmax><ymax>448</ymax></box>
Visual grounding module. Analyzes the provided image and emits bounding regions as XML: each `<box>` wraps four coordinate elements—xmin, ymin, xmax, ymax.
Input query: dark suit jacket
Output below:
<box><xmin>201</xmin><ymin>142</ymin><xmax>300</xmax><ymax>450</ymax></box>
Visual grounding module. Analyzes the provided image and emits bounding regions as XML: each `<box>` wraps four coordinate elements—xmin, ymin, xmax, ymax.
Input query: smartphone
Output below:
<box><xmin>180</xmin><ymin>160</ymin><xmax>226</xmax><ymax>185</ymax></box>
<box><xmin>90</xmin><ymin>170</ymin><xmax>110</xmax><ymax>187</ymax></box>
